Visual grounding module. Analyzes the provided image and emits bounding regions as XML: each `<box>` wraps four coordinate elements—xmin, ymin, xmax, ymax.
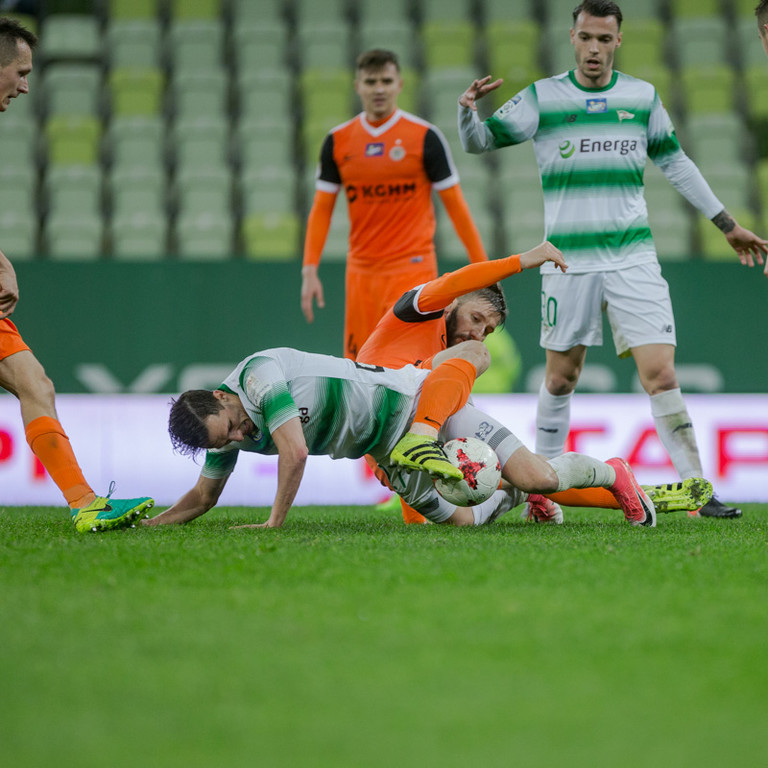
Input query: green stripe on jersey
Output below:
<box><xmin>541</xmin><ymin>166</ymin><xmax>644</xmax><ymax>192</ymax></box>
<box><xmin>306</xmin><ymin>377</ymin><xmax>344</xmax><ymax>454</ymax></box>
<box><xmin>548</xmin><ymin>227</ymin><xmax>653</xmax><ymax>252</ymax></box>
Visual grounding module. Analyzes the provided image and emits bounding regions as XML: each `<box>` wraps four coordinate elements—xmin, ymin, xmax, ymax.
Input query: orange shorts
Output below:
<box><xmin>344</xmin><ymin>262</ymin><xmax>437</xmax><ymax>360</ymax></box>
<box><xmin>0</xmin><ymin>318</ymin><xmax>30</xmax><ymax>362</ymax></box>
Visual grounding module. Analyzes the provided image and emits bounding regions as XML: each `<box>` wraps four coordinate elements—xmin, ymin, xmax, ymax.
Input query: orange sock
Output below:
<box><xmin>412</xmin><ymin>358</ymin><xmax>476</xmax><ymax>432</ymax></box>
<box><xmin>546</xmin><ymin>487</ymin><xmax>619</xmax><ymax>509</ymax></box>
<box><xmin>25</xmin><ymin>416</ymin><xmax>93</xmax><ymax>508</ymax></box>
<box><xmin>400</xmin><ymin>499</ymin><xmax>427</xmax><ymax>524</ymax></box>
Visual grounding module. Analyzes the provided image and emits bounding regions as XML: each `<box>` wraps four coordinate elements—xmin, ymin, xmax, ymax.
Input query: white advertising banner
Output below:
<box><xmin>1</xmin><ymin>394</ymin><xmax>766</xmax><ymax>506</ymax></box>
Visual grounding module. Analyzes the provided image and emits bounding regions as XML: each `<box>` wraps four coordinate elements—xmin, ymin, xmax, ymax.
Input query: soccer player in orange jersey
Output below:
<box><xmin>0</xmin><ymin>18</ymin><xmax>153</xmax><ymax>531</ymax></box>
<box><xmin>300</xmin><ymin>49</ymin><xmax>489</xmax><ymax>360</ymax></box>
<box><xmin>359</xmin><ymin>241</ymin><xmax>712</xmax><ymax>524</ymax></box>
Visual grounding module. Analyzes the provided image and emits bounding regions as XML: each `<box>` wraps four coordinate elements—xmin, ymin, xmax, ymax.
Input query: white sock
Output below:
<box><xmin>535</xmin><ymin>381</ymin><xmax>572</xmax><ymax>457</ymax></box>
<box><xmin>472</xmin><ymin>488</ymin><xmax>524</xmax><ymax>525</ymax></box>
<box><xmin>547</xmin><ymin>452</ymin><xmax>615</xmax><ymax>491</ymax></box>
<box><xmin>650</xmin><ymin>388</ymin><xmax>703</xmax><ymax>479</ymax></box>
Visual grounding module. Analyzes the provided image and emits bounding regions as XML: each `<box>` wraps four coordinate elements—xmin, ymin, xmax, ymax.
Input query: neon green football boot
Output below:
<box><xmin>71</xmin><ymin>482</ymin><xmax>155</xmax><ymax>533</ymax></box>
<box><xmin>389</xmin><ymin>433</ymin><xmax>463</xmax><ymax>481</ymax></box>
<box><xmin>641</xmin><ymin>477</ymin><xmax>713</xmax><ymax>514</ymax></box>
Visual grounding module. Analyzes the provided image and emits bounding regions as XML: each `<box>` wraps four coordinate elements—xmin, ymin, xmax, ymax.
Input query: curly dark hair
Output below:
<box><xmin>168</xmin><ymin>390</ymin><xmax>223</xmax><ymax>457</ymax></box>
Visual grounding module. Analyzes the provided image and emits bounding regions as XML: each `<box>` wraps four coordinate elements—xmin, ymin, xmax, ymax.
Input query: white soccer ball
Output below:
<box><xmin>434</xmin><ymin>437</ymin><xmax>502</xmax><ymax>506</ymax></box>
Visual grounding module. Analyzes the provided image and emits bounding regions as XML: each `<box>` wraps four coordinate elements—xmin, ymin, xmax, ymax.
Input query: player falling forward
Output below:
<box><xmin>144</xmin><ymin>346</ymin><xmax>656</xmax><ymax>529</ymax></box>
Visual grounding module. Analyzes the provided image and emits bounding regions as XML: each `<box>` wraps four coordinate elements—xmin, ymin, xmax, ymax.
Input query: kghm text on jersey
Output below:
<box><xmin>346</xmin><ymin>182</ymin><xmax>417</xmax><ymax>202</ymax></box>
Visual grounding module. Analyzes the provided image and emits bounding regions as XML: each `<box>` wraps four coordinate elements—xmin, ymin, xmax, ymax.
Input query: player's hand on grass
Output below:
<box><xmin>723</xmin><ymin>224</ymin><xmax>768</xmax><ymax>268</ymax></box>
<box><xmin>458</xmin><ymin>76</ymin><xmax>503</xmax><ymax>110</ymax></box>
<box><xmin>519</xmin><ymin>241</ymin><xmax>568</xmax><ymax>273</ymax></box>
<box><xmin>230</xmin><ymin>522</ymin><xmax>272</xmax><ymax>529</ymax></box>
<box><xmin>301</xmin><ymin>264</ymin><xmax>325</xmax><ymax>323</ymax></box>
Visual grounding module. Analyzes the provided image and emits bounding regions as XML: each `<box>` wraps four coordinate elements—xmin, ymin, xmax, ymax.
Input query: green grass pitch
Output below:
<box><xmin>2</xmin><ymin>503</ymin><xmax>767</xmax><ymax>768</ymax></box>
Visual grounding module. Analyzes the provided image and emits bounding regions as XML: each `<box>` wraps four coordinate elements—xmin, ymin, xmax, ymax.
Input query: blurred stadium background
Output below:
<box><xmin>1</xmin><ymin>0</ymin><xmax>767</xmax><ymax>262</ymax></box>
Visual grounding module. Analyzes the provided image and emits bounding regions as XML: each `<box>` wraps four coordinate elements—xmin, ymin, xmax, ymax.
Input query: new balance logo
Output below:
<box><xmin>538</xmin><ymin>427</ymin><xmax>558</xmax><ymax>433</ymax></box>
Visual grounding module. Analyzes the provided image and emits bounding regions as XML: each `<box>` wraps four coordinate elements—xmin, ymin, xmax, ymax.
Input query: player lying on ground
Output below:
<box><xmin>143</xmin><ymin>346</ymin><xmax>656</xmax><ymax>529</ymax></box>
<box><xmin>356</xmin><ymin>242</ymin><xmax>713</xmax><ymax>523</ymax></box>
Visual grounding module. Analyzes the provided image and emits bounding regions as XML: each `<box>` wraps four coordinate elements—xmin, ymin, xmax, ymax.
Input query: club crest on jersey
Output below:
<box><xmin>617</xmin><ymin>109</ymin><xmax>635</xmax><ymax>122</ymax></box>
<box><xmin>497</xmin><ymin>93</ymin><xmax>522</xmax><ymax>116</ymax></box>
<box><xmin>365</xmin><ymin>142</ymin><xmax>385</xmax><ymax>157</ymax></box>
<box><xmin>586</xmin><ymin>98</ymin><xmax>607</xmax><ymax>113</ymax></box>
<box><xmin>389</xmin><ymin>145</ymin><xmax>406</xmax><ymax>161</ymax></box>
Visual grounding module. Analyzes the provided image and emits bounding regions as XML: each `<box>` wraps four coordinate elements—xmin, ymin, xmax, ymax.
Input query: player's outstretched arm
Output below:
<box><xmin>712</xmin><ymin>209</ymin><xmax>768</xmax><ymax>268</ymax></box>
<box><xmin>0</xmin><ymin>249</ymin><xmax>20</xmax><ymax>320</ymax></box>
<box><xmin>458</xmin><ymin>75</ymin><xmax>504</xmax><ymax>111</ymax></box>
<box><xmin>142</xmin><ymin>474</ymin><xmax>228</xmax><ymax>526</ymax></box>
<box><xmin>519</xmin><ymin>241</ymin><xmax>567</xmax><ymax>272</ymax></box>
<box><xmin>233</xmin><ymin>417</ymin><xmax>308</xmax><ymax>529</ymax></box>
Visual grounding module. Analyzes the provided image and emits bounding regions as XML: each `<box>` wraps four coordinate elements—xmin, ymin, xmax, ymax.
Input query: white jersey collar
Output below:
<box><xmin>359</xmin><ymin>109</ymin><xmax>403</xmax><ymax>137</ymax></box>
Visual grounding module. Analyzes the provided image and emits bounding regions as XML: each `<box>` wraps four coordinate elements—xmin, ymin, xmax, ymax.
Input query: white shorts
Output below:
<box><xmin>540</xmin><ymin>262</ymin><xmax>676</xmax><ymax>357</ymax></box>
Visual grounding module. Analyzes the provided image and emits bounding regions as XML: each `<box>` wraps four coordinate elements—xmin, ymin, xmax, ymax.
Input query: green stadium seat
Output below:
<box><xmin>169</xmin><ymin>20</ymin><xmax>224</xmax><ymax>73</ymax></box>
<box><xmin>303</xmin><ymin>117</ymin><xmax>348</xmax><ymax>164</ymax></box>
<box><xmin>680</xmin><ymin>65</ymin><xmax>736</xmax><ymax>115</ymax></box>
<box><xmin>0</xmin><ymin>184</ymin><xmax>35</xmax><ymax>218</ymax></box>
<box><xmin>471</xmin><ymin>328</ymin><xmax>522</xmax><ymax>393</ymax></box>
<box><xmin>106</xmin><ymin>19</ymin><xmax>162</xmax><ymax>69</ymax></box>
<box><xmin>484</xmin><ymin>0</ymin><xmax>534</xmax><ymax>23</ymax></box>
<box><xmin>648</xmin><ymin>208</ymin><xmax>694</xmax><ymax>261</ymax></box>
<box><xmin>43</xmin><ymin>63</ymin><xmax>102</xmax><ymax>117</ymax></box>
<box><xmin>359</xmin><ymin>21</ymin><xmax>418</xmax><ymax>69</ymax></box>
<box><xmin>45</xmin><ymin>115</ymin><xmax>101</xmax><ymax>165</ymax></box>
<box><xmin>293</xmin><ymin>0</ymin><xmax>349</xmax><ymax>30</ymax></box>
<box><xmin>108</xmin><ymin>115</ymin><xmax>165</xmax><ymax>169</ymax></box>
<box><xmin>109</xmin><ymin>67</ymin><xmax>164</xmax><ymax>116</ymax></box>
<box><xmin>397</xmin><ymin>68</ymin><xmax>420</xmax><ymax>114</ymax></box>
<box><xmin>240</xmin><ymin>167</ymin><xmax>295</xmax><ymax>215</ymax></box>
<box><xmin>45</xmin><ymin>211</ymin><xmax>104</xmax><ymax>260</ymax></box>
<box><xmin>685</xmin><ymin>113</ymin><xmax>745</xmax><ymax>166</ymax></box>
<box><xmin>423</xmin><ymin>67</ymin><xmax>476</xmax><ymax>126</ymax></box>
<box><xmin>171</xmin><ymin>70</ymin><xmax>227</xmax><ymax>119</ymax></box>
<box><xmin>614</xmin><ymin>19</ymin><xmax>665</xmax><ymax>72</ymax></box>
<box><xmin>419</xmin><ymin>0</ymin><xmax>470</xmax><ymax>23</ymax></box>
<box><xmin>667</xmin><ymin>0</ymin><xmax>721</xmax><ymax>19</ymax></box>
<box><xmin>487</xmin><ymin>20</ymin><xmax>541</xmax><ymax>81</ymax></box>
<box><xmin>237</xmin><ymin>119</ymin><xmax>295</xmax><ymax>173</ymax></box>
<box><xmin>233</xmin><ymin>21</ymin><xmax>288</xmax><ymax>71</ymax></box>
<box><xmin>242</xmin><ymin>212</ymin><xmax>300</xmax><ymax>260</ymax></box>
<box><xmin>673</xmin><ymin>17</ymin><xmax>728</xmax><ymax>67</ymax></box>
<box><xmin>546</xmin><ymin>23</ymin><xmax>577</xmax><ymax>75</ymax></box>
<box><xmin>298</xmin><ymin>24</ymin><xmax>351</xmax><ymax>70</ymax></box>
<box><xmin>422</xmin><ymin>21</ymin><xmax>475</xmax><ymax>69</ymax></box>
<box><xmin>169</xmin><ymin>0</ymin><xmax>221</xmax><ymax>20</ymax></box>
<box><xmin>738</xmin><ymin>18</ymin><xmax>768</xmax><ymax>68</ymax></box>
<box><xmin>0</xmin><ymin>126</ymin><xmax>38</xmax><ymax>166</ymax></box>
<box><xmin>744</xmin><ymin>66</ymin><xmax>768</xmax><ymax>119</ymax></box>
<box><xmin>110</xmin><ymin>168</ymin><xmax>166</xmax><ymax>220</ymax></box>
<box><xmin>237</xmin><ymin>70</ymin><xmax>293</xmax><ymax>122</ymax></box>
<box><xmin>230</xmin><ymin>0</ymin><xmax>284</xmax><ymax>23</ymax></box>
<box><xmin>172</xmin><ymin>115</ymin><xmax>229</xmax><ymax>169</ymax></box>
<box><xmin>357</xmin><ymin>0</ymin><xmax>411</xmax><ymax>26</ymax></box>
<box><xmin>111</xmin><ymin>212</ymin><xmax>168</xmax><ymax>259</ymax></box>
<box><xmin>176</xmin><ymin>211</ymin><xmax>234</xmax><ymax>259</ymax></box>
<box><xmin>40</xmin><ymin>14</ymin><xmax>101</xmax><ymax>62</ymax></box>
<box><xmin>45</xmin><ymin>164</ymin><xmax>102</xmax><ymax>215</ymax></box>
<box><xmin>108</xmin><ymin>0</ymin><xmax>160</xmax><ymax>20</ymax></box>
<box><xmin>174</xmin><ymin>166</ymin><xmax>232</xmax><ymax>216</ymax></box>
<box><xmin>0</xmin><ymin>210</ymin><xmax>38</xmax><ymax>260</ymax></box>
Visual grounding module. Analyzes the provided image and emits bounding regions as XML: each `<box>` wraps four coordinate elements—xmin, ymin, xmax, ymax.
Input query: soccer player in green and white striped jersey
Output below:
<box><xmin>457</xmin><ymin>0</ymin><xmax>768</xmax><ymax>518</ymax></box>
<box><xmin>146</xmin><ymin>346</ymin><xmax>658</xmax><ymax>529</ymax></box>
